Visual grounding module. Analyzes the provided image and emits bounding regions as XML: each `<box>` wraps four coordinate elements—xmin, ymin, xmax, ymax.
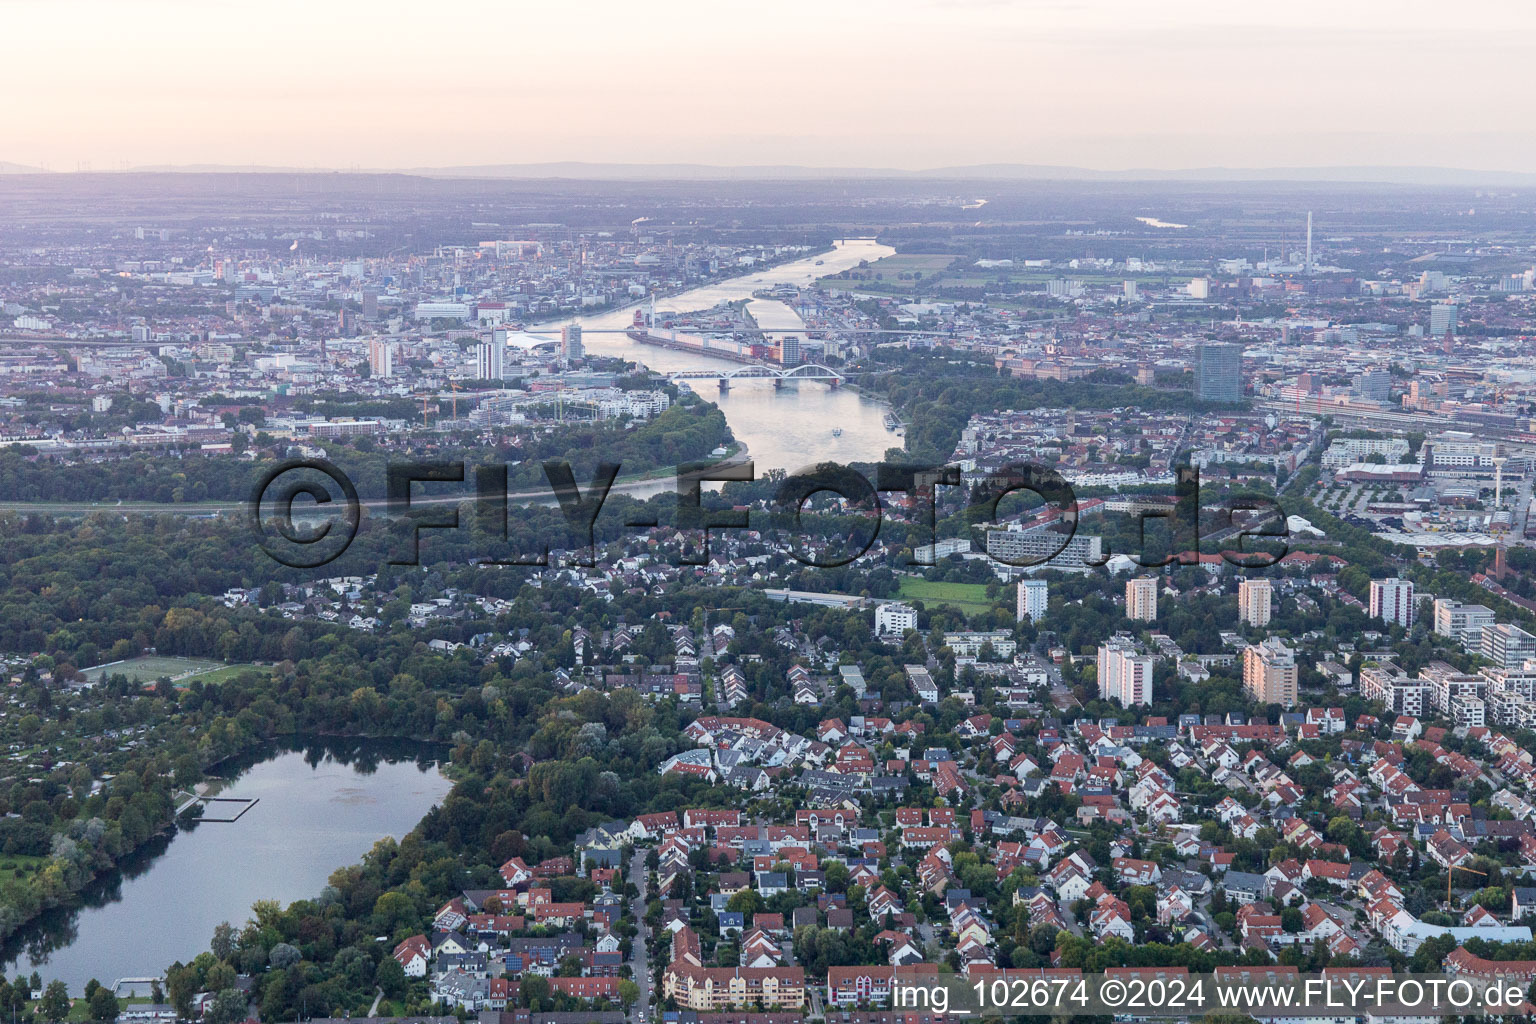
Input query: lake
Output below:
<box><xmin>0</xmin><ymin>739</ymin><xmax>452</xmax><ymax>992</ymax></box>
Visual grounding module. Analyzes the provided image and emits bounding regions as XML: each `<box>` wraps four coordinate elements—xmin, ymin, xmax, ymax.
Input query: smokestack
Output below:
<box><xmin>1305</xmin><ymin>212</ymin><xmax>1313</xmax><ymax>275</ymax></box>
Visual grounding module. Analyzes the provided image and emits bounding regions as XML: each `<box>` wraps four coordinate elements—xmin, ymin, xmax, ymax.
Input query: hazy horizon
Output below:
<box><xmin>7</xmin><ymin>0</ymin><xmax>1536</xmax><ymax>173</ymax></box>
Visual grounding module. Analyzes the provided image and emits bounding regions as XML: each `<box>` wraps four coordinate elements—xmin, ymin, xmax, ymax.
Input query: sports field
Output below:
<box><xmin>896</xmin><ymin>577</ymin><xmax>995</xmax><ymax>616</ymax></box>
<box><xmin>81</xmin><ymin>655</ymin><xmax>255</xmax><ymax>686</ymax></box>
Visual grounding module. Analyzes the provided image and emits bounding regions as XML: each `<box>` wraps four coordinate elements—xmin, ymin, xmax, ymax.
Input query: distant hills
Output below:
<box><xmin>403</xmin><ymin>162</ymin><xmax>1536</xmax><ymax>186</ymax></box>
<box><xmin>5</xmin><ymin>159</ymin><xmax>1536</xmax><ymax>186</ymax></box>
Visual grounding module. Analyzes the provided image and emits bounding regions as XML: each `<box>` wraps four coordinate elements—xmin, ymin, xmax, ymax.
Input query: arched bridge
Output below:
<box><xmin>671</xmin><ymin>363</ymin><xmax>845</xmax><ymax>383</ymax></box>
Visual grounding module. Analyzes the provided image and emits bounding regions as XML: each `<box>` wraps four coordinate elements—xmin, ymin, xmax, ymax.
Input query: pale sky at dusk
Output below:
<box><xmin>6</xmin><ymin>0</ymin><xmax>1536</xmax><ymax>172</ymax></box>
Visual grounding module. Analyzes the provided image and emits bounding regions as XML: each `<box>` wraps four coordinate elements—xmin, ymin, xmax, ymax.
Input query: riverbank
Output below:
<box><xmin>528</xmin><ymin>244</ymin><xmax>835</xmax><ymax>333</ymax></box>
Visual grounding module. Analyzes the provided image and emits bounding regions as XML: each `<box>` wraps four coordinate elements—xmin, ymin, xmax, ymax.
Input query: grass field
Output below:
<box><xmin>896</xmin><ymin>577</ymin><xmax>996</xmax><ymax>616</ymax></box>
<box><xmin>81</xmin><ymin>655</ymin><xmax>260</xmax><ymax>687</ymax></box>
<box><xmin>24</xmin><ymin>995</ymin><xmax>154</xmax><ymax>1021</ymax></box>
<box><xmin>0</xmin><ymin>854</ymin><xmax>48</xmax><ymax>884</ymax></box>
<box><xmin>818</xmin><ymin>253</ymin><xmax>956</xmax><ymax>289</ymax></box>
<box><xmin>177</xmin><ymin>663</ymin><xmax>266</xmax><ymax>685</ymax></box>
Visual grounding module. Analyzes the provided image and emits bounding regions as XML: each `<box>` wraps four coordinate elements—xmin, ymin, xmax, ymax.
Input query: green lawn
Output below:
<box><xmin>817</xmin><ymin>253</ymin><xmax>956</xmax><ymax>290</ymax></box>
<box><xmin>25</xmin><ymin>994</ymin><xmax>152</xmax><ymax>1020</ymax></box>
<box><xmin>178</xmin><ymin>663</ymin><xmax>265</xmax><ymax>686</ymax></box>
<box><xmin>81</xmin><ymin>656</ymin><xmax>262</xmax><ymax>688</ymax></box>
<box><xmin>896</xmin><ymin>577</ymin><xmax>996</xmax><ymax>616</ymax></box>
<box><xmin>0</xmin><ymin>854</ymin><xmax>48</xmax><ymax>884</ymax></box>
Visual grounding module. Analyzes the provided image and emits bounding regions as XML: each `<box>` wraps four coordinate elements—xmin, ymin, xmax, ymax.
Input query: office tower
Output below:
<box><xmin>1369</xmin><ymin>578</ymin><xmax>1415</xmax><ymax>628</ymax></box>
<box><xmin>1098</xmin><ymin>644</ymin><xmax>1154</xmax><ymax>707</ymax></box>
<box><xmin>1480</xmin><ymin>623</ymin><xmax>1536</xmax><ymax>669</ymax></box>
<box><xmin>1238</xmin><ymin>578</ymin><xmax>1272</xmax><ymax>627</ymax></box>
<box><xmin>477</xmin><ymin>337</ymin><xmax>505</xmax><ymax>381</ymax></box>
<box><xmin>780</xmin><ymin>334</ymin><xmax>801</xmax><ymax>367</ymax></box>
<box><xmin>1017</xmin><ymin>579</ymin><xmax>1048</xmax><ymax>623</ymax></box>
<box><xmin>1244</xmin><ymin>638</ymin><xmax>1298</xmax><ymax>707</ymax></box>
<box><xmin>1432</xmin><ymin>599</ymin><xmax>1494</xmax><ymax>639</ymax></box>
<box><xmin>561</xmin><ymin>323</ymin><xmax>584</xmax><ymax>362</ymax></box>
<box><xmin>1305</xmin><ymin>211</ymin><xmax>1313</xmax><ymax>274</ymax></box>
<box><xmin>367</xmin><ymin>338</ymin><xmax>393</xmax><ymax>378</ymax></box>
<box><xmin>1355</xmin><ymin>369</ymin><xmax>1391</xmax><ymax>403</ymax></box>
<box><xmin>1197</xmin><ymin>343</ymin><xmax>1243</xmax><ymax>402</ymax></box>
<box><xmin>1430</xmin><ymin>303</ymin><xmax>1458</xmax><ymax>337</ymax></box>
<box><xmin>361</xmin><ymin>289</ymin><xmax>378</xmax><ymax>320</ymax></box>
<box><xmin>1125</xmin><ymin>577</ymin><xmax>1158</xmax><ymax>621</ymax></box>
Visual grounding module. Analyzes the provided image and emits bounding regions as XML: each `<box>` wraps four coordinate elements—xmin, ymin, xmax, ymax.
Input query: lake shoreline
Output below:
<box><xmin>0</xmin><ymin>737</ymin><xmax>451</xmax><ymax>993</ymax></box>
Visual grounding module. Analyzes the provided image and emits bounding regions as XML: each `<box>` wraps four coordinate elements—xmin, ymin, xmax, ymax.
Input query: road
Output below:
<box><xmin>629</xmin><ymin>847</ymin><xmax>652</xmax><ymax>1021</ymax></box>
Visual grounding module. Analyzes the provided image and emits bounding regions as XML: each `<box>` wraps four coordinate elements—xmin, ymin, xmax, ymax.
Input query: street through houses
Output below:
<box><xmin>629</xmin><ymin>847</ymin><xmax>651</xmax><ymax>1021</ymax></box>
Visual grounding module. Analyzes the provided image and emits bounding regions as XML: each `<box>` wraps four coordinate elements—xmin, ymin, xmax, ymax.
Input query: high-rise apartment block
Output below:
<box><xmin>368</xmin><ymin>338</ymin><xmax>393</xmax><ymax>378</ymax></box>
<box><xmin>561</xmin><ymin>323</ymin><xmax>584</xmax><ymax>362</ymax></box>
<box><xmin>1237</xmin><ymin>578</ymin><xmax>1272</xmax><ymax>627</ymax></box>
<box><xmin>1243</xmin><ymin>638</ymin><xmax>1298</xmax><ymax>708</ymax></box>
<box><xmin>476</xmin><ymin>336</ymin><xmax>505</xmax><ymax>381</ymax></box>
<box><xmin>1098</xmin><ymin>642</ymin><xmax>1154</xmax><ymax>707</ymax></box>
<box><xmin>1126</xmin><ymin>577</ymin><xmax>1158</xmax><ymax>621</ymax></box>
<box><xmin>1369</xmin><ymin>578</ymin><xmax>1415</xmax><ymax>628</ymax></box>
<box><xmin>1017</xmin><ymin>579</ymin><xmax>1048</xmax><ymax>623</ymax></box>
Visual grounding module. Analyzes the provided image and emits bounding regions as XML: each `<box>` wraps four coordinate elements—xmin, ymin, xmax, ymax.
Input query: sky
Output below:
<box><xmin>5</xmin><ymin>0</ymin><xmax>1536</xmax><ymax>172</ymax></box>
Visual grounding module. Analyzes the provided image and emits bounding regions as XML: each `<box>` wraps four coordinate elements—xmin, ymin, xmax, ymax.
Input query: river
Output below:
<box><xmin>555</xmin><ymin>238</ymin><xmax>900</xmax><ymax>475</ymax></box>
<box><xmin>0</xmin><ymin>740</ymin><xmax>452</xmax><ymax>993</ymax></box>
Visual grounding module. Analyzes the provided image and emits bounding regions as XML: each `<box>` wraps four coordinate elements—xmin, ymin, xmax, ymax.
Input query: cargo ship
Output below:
<box><xmin>626</xmin><ymin>328</ymin><xmax>757</xmax><ymax>365</ymax></box>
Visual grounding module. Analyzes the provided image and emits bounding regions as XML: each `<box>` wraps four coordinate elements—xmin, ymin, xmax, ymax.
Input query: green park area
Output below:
<box><xmin>896</xmin><ymin>576</ymin><xmax>996</xmax><ymax>616</ymax></box>
<box><xmin>80</xmin><ymin>656</ymin><xmax>262</xmax><ymax>688</ymax></box>
<box><xmin>817</xmin><ymin>253</ymin><xmax>957</xmax><ymax>294</ymax></box>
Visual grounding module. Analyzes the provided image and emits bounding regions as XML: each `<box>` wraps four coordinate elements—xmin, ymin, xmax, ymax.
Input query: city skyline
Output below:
<box><xmin>7</xmin><ymin>0</ymin><xmax>1536</xmax><ymax>1010</ymax></box>
<box><xmin>5</xmin><ymin>0</ymin><xmax>1536</xmax><ymax>173</ymax></box>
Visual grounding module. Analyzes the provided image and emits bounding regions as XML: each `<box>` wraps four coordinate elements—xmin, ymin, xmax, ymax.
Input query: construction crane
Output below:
<box><xmin>412</xmin><ymin>391</ymin><xmax>442</xmax><ymax>426</ymax></box>
<box><xmin>1447</xmin><ymin>863</ymin><xmax>1486</xmax><ymax>905</ymax></box>
<box><xmin>411</xmin><ymin>383</ymin><xmax>463</xmax><ymax>427</ymax></box>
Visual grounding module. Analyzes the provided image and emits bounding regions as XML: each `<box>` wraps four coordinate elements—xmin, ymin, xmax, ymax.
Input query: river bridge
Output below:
<box><xmin>669</xmin><ymin>363</ymin><xmax>845</xmax><ymax>389</ymax></box>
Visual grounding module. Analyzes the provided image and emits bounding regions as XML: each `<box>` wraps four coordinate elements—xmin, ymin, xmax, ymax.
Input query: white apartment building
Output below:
<box><xmin>1360</xmin><ymin>662</ymin><xmax>1427</xmax><ymax>717</ymax></box>
<box><xmin>1422</xmin><ymin>432</ymin><xmax>1500</xmax><ymax>475</ymax></box>
<box><xmin>1017</xmin><ymin>579</ymin><xmax>1048</xmax><ymax>623</ymax></box>
<box><xmin>943</xmin><ymin>631</ymin><xmax>1018</xmax><ymax>659</ymax></box>
<box><xmin>1321</xmin><ymin>437</ymin><xmax>1410</xmax><ymax>469</ymax></box>
<box><xmin>986</xmin><ymin>529</ymin><xmax>1103</xmax><ymax>573</ymax></box>
<box><xmin>875</xmin><ymin>603</ymin><xmax>917</xmax><ymax>637</ymax></box>
<box><xmin>1369</xmin><ymin>578</ymin><xmax>1415</xmax><ymax>628</ymax></box>
<box><xmin>1098</xmin><ymin>642</ymin><xmax>1154</xmax><ymax>707</ymax></box>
